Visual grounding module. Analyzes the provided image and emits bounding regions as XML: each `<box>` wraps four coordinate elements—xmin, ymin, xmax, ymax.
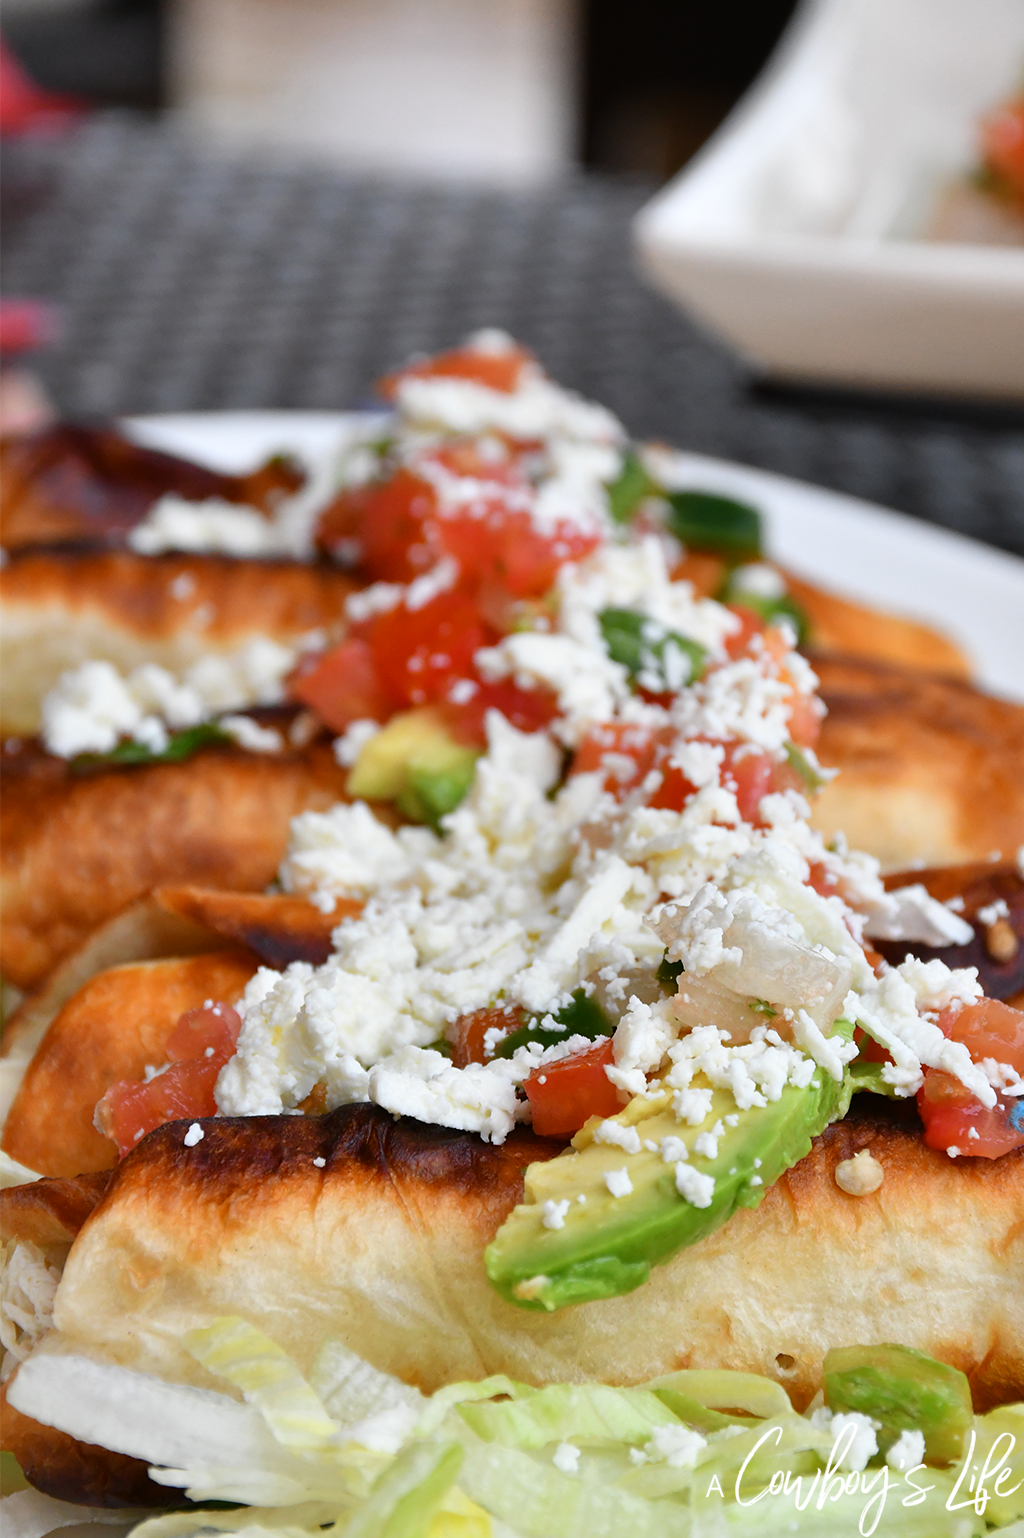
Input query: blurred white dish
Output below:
<box><xmin>634</xmin><ymin>0</ymin><xmax>1024</xmax><ymax>400</ymax></box>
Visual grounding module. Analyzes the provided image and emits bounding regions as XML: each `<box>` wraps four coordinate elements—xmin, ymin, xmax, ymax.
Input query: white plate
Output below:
<box><xmin>634</xmin><ymin>0</ymin><xmax>1024</xmax><ymax>399</ymax></box>
<box><xmin>124</xmin><ymin>410</ymin><xmax>1024</xmax><ymax>703</ymax></box>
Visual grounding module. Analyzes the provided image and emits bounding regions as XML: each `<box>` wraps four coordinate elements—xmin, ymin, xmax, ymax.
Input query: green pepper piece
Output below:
<box><xmin>824</xmin><ymin>1343</ymin><xmax>974</xmax><ymax>1465</ymax></box>
<box><xmin>491</xmin><ymin>989</ymin><xmax>610</xmax><ymax>1060</ymax></box>
<box><xmin>666</xmin><ymin>490</ymin><xmax>763</xmax><ymax>558</ymax></box>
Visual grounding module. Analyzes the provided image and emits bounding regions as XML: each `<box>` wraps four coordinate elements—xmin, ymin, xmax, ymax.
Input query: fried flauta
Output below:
<box><xmin>2</xmin><ymin>1099</ymin><xmax>1020</xmax><ymax>1506</ymax></box>
<box><xmin>0</xmin><ymin>549</ymin><xmax>353</xmax><ymax>737</ymax></box>
<box><xmin>812</xmin><ymin>655</ymin><xmax>1024</xmax><ymax>870</ymax></box>
<box><xmin>1</xmin><ymin>951</ymin><xmax>257</xmax><ymax>1177</ymax></box>
<box><xmin>0</xmin><ymin>736</ymin><xmax>349</xmax><ymax>990</ymax></box>
<box><xmin>154</xmin><ymin>885</ymin><xmax>352</xmax><ymax>969</ymax></box>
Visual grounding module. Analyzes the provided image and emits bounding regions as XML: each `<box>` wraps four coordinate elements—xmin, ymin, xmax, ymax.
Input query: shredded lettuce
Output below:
<box><xmin>10</xmin><ymin>1320</ymin><xmax>1022</xmax><ymax>1538</ymax></box>
<box><xmin>457</xmin><ymin>1383</ymin><xmax>682</xmax><ymax>1450</ymax></box>
<box><xmin>184</xmin><ymin>1318</ymin><xmax>341</xmax><ymax>1450</ymax></box>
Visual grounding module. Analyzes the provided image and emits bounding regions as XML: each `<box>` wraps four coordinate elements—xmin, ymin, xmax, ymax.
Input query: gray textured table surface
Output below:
<box><xmin>3</xmin><ymin>113</ymin><xmax>1023</xmax><ymax>559</ymax></box>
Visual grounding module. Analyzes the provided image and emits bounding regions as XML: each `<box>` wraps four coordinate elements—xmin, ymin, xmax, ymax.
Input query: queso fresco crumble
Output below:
<box><xmin>92</xmin><ymin>332</ymin><xmax>1024</xmax><ymax>1202</ymax></box>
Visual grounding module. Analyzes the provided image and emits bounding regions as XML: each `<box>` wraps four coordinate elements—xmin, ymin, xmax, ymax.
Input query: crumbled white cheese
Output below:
<box><xmin>592</xmin><ymin>1120</ymin><xmax>642</xmax><ymax>1155</ymax></box>
<box><xmin>644</xmin><ymin>1424</ymin><xmax>707</xmax><ymax>1468</ymax></box>
<box><xmin>129</xmin><ymin>496</ymin><xmax>283</xmax><ymax>557</ymax></box>
<box><xmin>886</xmin><ymin>1429</ymin><xmax>926</xmax><ymax>1472</ymax></box>
<box><xmin>850</xmin><ymin>959</ymin><xmax>991</xmax><ymax>1103</ymax></box>
<box><xmin>729</xmin><ymin>563</ymin><xmax>787</xmax><ymax>600</ymax></box>
<box><xmin>810</xmin><ymin>1410</ymin><xmax>879</xmax><ymax>1473</ymax></box>
<box><xmin>674</xmin><ymin>1163</ymin><xmax>715</xmax><ymax>1208</ymax></box>
<box><xmin>334</xmin><ymin>719</ymin><xmax>381</xmax><ymax>768</ymax></box>
<box><xmin>693</xmin><ymin>1120</ymin><xmax>725</xmax><ymax>1160</ymax></box>
<box><xmin>542</xmin><ymin>1199</ymin><xmax>571</xmax><ymax>1231</ymax></box>
<box><xmin>280</xmin><ymin>801</ymin><xmax>420</xmax><ymax>905</ymax></box>
<box><xmin>183</xmin><ymin>1122</ymin><xmax>204</xmax><ymax>1147</ymax></box>
<box><xmin>863</xmin><ymin>883</ymin><xmax>974</xmax><ymax>947</ymax></box>
<box><xmin>604</xmin><ymin>1167</ymin><xmax>633</xmax><ymax>1198</ymax></box>
<box><xmin>552</xmin><ymin>1441</ymin><xmax>581</xmax><ymax>1475</ymax></box>
<box><xmin>40</xmin><ymin>641</ymin><xmax>300</xmax><ymax>759</ymax></box>
<box><xmin>219</xmin><ymin>715</ymin><xmax>283</xmax><ymax>753</ymax></box>
<box><xmin>312</xmin><ymin>1156</ymin><xmax>326</xmax><ymax>1168</ymax></box>
<box><xmin>977</xmin><ymin>898</ymin><xmax>1010</xmax><ymax>927</ymax></box>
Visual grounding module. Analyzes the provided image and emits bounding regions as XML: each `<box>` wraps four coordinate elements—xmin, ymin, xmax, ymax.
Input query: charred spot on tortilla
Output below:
<box><xmin>874</xmin><ymin>861</ymin><xmax>1024</xmax><ymax>998</ymax></box>
<box><xmin>154</xmin><ymin>885</ymin><xmax>349</xmax><ymax>969</ymax></box>
<box><xmin>0</xmin><ymin>423</ymin><xmax>303</xmax><ymax>552</ymax></box>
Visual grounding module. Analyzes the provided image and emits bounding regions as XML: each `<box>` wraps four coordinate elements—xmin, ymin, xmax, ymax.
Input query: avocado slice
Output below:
<box><xmin>346</xmin><ymin>706</ymin><xmax>480</xmax><ymax>829</ymax></box>
<box><xmin>486</xmin><ymin>1022</ymin><xmax>856</xmax><ymax>1312</ymax></box>
<box><xmin>824</xmin><ymin>1344</ymin><xmax>974</xmax><ymax>1466</ymax></box>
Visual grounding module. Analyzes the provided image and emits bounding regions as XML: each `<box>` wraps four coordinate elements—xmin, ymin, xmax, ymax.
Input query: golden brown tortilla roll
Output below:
<box><xmin>813</xmin><ymin>655</ymin><xmax>1024</xmax><ymax>870</ymax></box>
<box><xmin>0</xmin><ymin>1168</ymin><xmax>175</xmax><ymax>1508</ymax></box>
<box><xmin>673</xmin><ymin>553</ymin><xmax>970</xmax><ymax>678</ymax></box>
<box><xmin>3</xmin><ymin>1102</ymin><xmax>1014</xmax><ymax>1471</ymax></box>
<box><xmin>784</xmin><ymin>572</ymin><xmax>971</xmax><ymax>677</ymax></box>
<box><xmin>1</xmin><ymin>951</ymin><xmax>257</xmax><ymax>1177</ymax></box>
<box><xmin>0</xmin><ymin>550</ymin><xmax>354</xmax><ymax>737</ymax></box>
<box><xmin>0</xmin><ymin>737</ymin><xmax>349</xmax><ymax>991</ymax></box>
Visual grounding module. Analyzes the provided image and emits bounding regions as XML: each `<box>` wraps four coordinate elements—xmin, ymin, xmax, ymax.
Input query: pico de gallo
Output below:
<box><xmin>84</xmin><ymin>332</ymin><xmax>1024</xmax><ymax>1177</ymax></box>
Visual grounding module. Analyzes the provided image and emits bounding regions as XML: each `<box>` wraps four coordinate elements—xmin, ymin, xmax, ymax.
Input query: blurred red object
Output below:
<box><xmin>0</xmin><ymin>36</ymin><xmax>85</xmax><ymax>135</ymax></box>
<box><xmin>0</xmin><ymin>299</ymin><xmax>56</xmax><ymax>356</ymax></box>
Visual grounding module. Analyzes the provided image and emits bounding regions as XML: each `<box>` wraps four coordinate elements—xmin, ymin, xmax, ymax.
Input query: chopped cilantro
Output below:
<box><xmin>785</xmin><ymin>741</ymin><xmax>829</xmax><ymax>794</ymax></box>
<box><xmin>605</xmin><ymin>451</ymin><xmax>659</xmax><ymax>524</ymax></box>
<box><xmin>71</xmin><ymin>721</ymin><xmax>231</xmax><ymax>773</ymax></box>
<box><xmin>599</xmin><ymin>607</ymin><xmax>706</xmax><ymax>691</ymax></box>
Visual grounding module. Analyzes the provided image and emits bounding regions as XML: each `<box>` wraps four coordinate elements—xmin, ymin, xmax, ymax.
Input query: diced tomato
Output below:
<box><xmin>290</xmin><ymin>636</ymin><xmax>392</xmax><ymax>732</ymax></box>
<box><xmin>648</xmin><ymin>762</ymin><xmax>701</xmax><ymax>813</ymax></box>
<box><xmin>570</xmin><ymin>722</ymin><xmax>658</xmax><ymax>798</ymax></box>
<box><xmin>723</xmin><ymin>605</ymin><xmax>765</xmax><ymax>659</ymax></box>
<box><xmin>442</xmin><ymin>677</ymin><xmax>558</xmax><ymax>748</ymax></box>
<box><xmin>449</xmin><ymin>1006</ymin><xmax>522</xmax><ymax>1068</ymax></box>
<box><xmin>523</xmin><ymin>1037</ymin><xmax>621</xmax><ymax>1138</ymax></box>
<box><xmin>434</xmin><ymin>505</ymin><xmax>601</xmax><ymax>600</ymax></box>
<box><xmin>787</xmin><ymin>689</ymin><xmax>822</xmax><ymax>748</ymax></box>
<box><xmin>916</xmin><ymin>998</ymin><xmax>1024</xmax><ymax>1159</ymax></box>
<box><xmin>722</xmin><ymin>746</ymin><xmax>775</xmax><ymax>823</ymax></box>
<box><xmin>356</xmin><ymin>469</ymin><xmax>440</xmax><ymax>584</ymax></box>
<box><xmin>366</xmin><ymin>590</ymin><xmax>491</xmax><ymax>710</ymax></box>
<box><xmin>980</xmin><ymin>96</ymin><xmax>1024</xmax><ymax>201</ymax></box>
<box><xmin>938</xmin><ymin>996</ymin><xmax>1024</xmax><ymax>1068</ymax></box>
<box><xmin>96</xmin><ymin>1003</ymin><xmax>242</xmax><ymax>1159</ymax></box>
<box><xmin>379</xmin><ymin>342</ymin><xmax>534</xmax><ymax>399</ymax></box>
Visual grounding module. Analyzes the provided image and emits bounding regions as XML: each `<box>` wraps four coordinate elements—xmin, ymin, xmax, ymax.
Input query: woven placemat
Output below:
<box><xmin>3</xmin><ymin>113</ymin><xmax>1023</xmax><ymax>558</ymax></box>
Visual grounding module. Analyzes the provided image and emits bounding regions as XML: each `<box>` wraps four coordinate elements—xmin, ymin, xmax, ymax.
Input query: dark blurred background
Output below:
<box><xmin>4</xmin><ymin>0</ymin><xmax>800</xmax><ymax>179</ymax></box>
<box><xmin>3</xmin><ymin>0</ymin><xmax>1023</xmax><ymax>557</ymax></box>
